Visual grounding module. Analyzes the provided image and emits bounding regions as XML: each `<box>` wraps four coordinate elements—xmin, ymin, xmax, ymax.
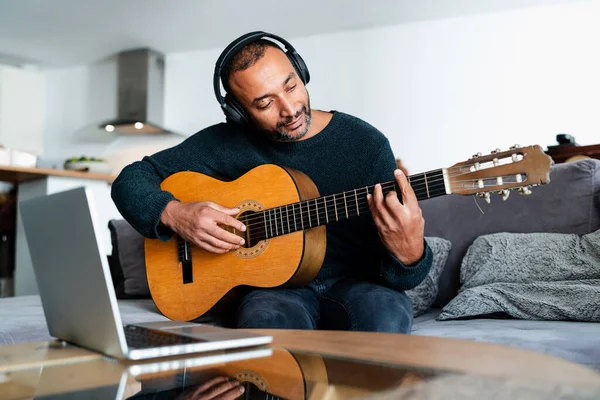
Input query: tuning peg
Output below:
<box><xmin>498</xmin><ymin>189</ymin><xmax>510</xmax><ymax>201</ymax></box>
<box><xmin>471</xmin><ymin>152</ymin><xmax>482</xmax><ymax>159</ymax></box>
<box><xmin>509</xmin><ymin>144</ymin><xmax>520</xmax><ymax>150</ymax></box>
<box><xmin>490</xmin><ymin>148</ymin><xmax>501</xmax><ymax>154</ymax></box>
<box><xmin>478</xmin><ymin>192</ymin><xmax>491</xmax><ymax>203</ymax></box>
<box><xmin>518</xmin><ymin>186</ymin><xmax>532</xmax><ymax>195</ymax></box>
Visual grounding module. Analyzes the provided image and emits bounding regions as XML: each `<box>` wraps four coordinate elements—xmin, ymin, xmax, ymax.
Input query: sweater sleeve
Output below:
<box><xmin>111</xmin><ymin>133</ymin><xmax>208</xmax><ymax>241</ymax></box>
<box><xmin>366</xmin><ymin>139</ymin><xmax>433</xmax><ymax>291</ymax></box>
<box><xmin>111</xmin><ymin>156</ymin><xmax>179</xmax><ymax>241</ymax></box>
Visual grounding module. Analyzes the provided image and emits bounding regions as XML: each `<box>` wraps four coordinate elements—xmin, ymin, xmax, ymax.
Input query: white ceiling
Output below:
<box><xmin>0</xmin><ymin>0</ymin><xmax>587</xmax><ymax>68</ymax></box>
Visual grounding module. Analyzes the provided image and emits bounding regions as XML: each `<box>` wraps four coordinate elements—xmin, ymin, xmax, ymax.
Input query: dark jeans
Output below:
<box><xmin>236</xmin><ymin>277</ymin><xmax>413</xmax><ymax>333</ymax></box>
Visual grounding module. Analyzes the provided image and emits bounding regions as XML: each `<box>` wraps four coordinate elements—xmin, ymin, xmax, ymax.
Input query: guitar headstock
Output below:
<box><xmin>448</xmin><ymin>144</ymin><xmax>553</xmax><ymax>202</ymax></box>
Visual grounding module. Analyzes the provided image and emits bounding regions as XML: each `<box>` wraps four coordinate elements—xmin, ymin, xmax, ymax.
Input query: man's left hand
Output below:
<box><xmin>367</xmin><ymin>169</ymin><xmax>425</xmax><ymax>265</ymax></box>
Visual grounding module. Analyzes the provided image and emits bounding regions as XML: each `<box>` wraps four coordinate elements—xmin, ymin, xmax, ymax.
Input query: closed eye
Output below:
<box><xmin>257</xmin><ymin>101</ymin><xmax>272</xmax><ymax>110</ymax></box>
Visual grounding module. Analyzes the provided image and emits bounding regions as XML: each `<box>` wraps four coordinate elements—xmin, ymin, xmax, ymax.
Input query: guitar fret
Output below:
<box><xmin>274</xmin><ymin>208</ymin><xmax>278</xmax><ymax>236</ymax></box>
<box><xmin>333</xmin><ymin>194</ymin><xmax>338</xmax><ymax>221</ymax></box>
<box><xmin>293</xmin><ymin>204</ymin><xmax>297</xmax><ymax>231</ymax></box>
<box><xmin>307</xmin><ymin>201</ymin><xmax>312</xmax><ymax>227</ymax></box>
<box><xmin>324</xmin><ymin>197</ymin><xmax>329</xmax><ymax>223</ymax></box>
<box><xmin>300</xmin><ymin>202</ymin><xmax>304</xmax><ymax>229</ymax></box>
<box><xmin>269</xmin><ymin>209</ymin><xmax>273</xmax><ymax>238</ymax></box>
<box><xmin>354</xmin><ymin>189</ymin><xmax>359</xmax><ymax>216</ymax></box>
<box><xmin>279</xmin><ymin>207</ymin><xmax>284</xmax><ymax>234</ymax></box>
<box><xmin>424</xmin><ymin>172</ymin><xmax>430</xmax><ymax>198</ymax></box>
<box><xmin>343</xmin><ymin>192</ymin><xmax>348</xmax><ymax>219</ymax></box>
<box><xmin>286</xmin><ymin>205</ymin><xmax>290</xmax><ymax>233</ymax></box>
<box><xmin>263</xmin><ymin>211</ymin><xmax>268</xmax><ymax>239</ymax></box>
<box><xmin>315</xmin><ymin>199</ymin><xmax>319</xmax><ymax>225</ymax></box>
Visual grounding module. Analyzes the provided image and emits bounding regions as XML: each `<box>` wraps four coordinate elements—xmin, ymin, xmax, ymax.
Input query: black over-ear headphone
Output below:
<box><xmin>213</xmin><ymin>31</ymin><xmax>310</xmax><ymax>125</ymax></box>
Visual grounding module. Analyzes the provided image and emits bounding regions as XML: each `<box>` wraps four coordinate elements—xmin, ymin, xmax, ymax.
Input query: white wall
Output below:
<box><xmin>165</xmin><ymin>0</ymin><xmax>600</xmax><ymax>174</ymax></box>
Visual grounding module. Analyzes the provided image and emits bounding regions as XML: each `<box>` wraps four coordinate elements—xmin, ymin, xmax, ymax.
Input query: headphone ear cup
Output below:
<box><xmin>223</xmin><ymin>94</ymin><xmax>250</xmax><ymax>125</ymax></box>
<box><xmin>287</xmin><ymin>51</ymin><xmax>310</xmax><ymax>85</ymax></box>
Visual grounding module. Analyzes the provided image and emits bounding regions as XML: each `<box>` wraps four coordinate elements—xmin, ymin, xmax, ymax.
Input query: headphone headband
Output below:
<box><xmin>213</xmin><ymin>31</ymin><xmax>310</xmax><ymax>124</ymax></box>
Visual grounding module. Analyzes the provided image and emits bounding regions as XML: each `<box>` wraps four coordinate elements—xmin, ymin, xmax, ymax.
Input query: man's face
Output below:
<box><xmin>228</xmin><ymin>46</ymin><xmax>312</xmax><ymax>142</ymax></box>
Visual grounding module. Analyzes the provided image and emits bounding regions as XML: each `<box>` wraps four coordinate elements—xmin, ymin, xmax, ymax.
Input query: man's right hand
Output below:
<box><xmin>160</xmin><ymin>201</ymin><xmax>246</xmax><ymax>254</ymax></box>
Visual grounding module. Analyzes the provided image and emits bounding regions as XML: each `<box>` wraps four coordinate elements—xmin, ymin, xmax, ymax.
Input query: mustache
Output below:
<box><xmin>276</xmin><ymin>105</ymin><xmax>308</xmax><ymax>129</ymax></box>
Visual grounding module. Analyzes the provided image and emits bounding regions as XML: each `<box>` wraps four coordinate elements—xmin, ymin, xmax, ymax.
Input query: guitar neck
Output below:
<box><xmin>246</xmin><ymin>168</ymin><xmax>448</xmax><ymax>243</ymax></box>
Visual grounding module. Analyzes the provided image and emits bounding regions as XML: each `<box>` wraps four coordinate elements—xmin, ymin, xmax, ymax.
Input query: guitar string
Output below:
<box><xmin>234</xmin><ymin>177</ymin><xmax>451</xmax><ymax>227</ymax></box>
<box><xmin>243</xmin><ymin>177</ymin><xmax>512</xmax><ymax>242</ymax></box>
<box><xmin>233</xmin><ymin>161</ymin><xmax>524</xmax><ymax>227</ymax></box>
<box><xmin>244</xmin><ymin>199</ymin><xmax>433</xmax><ymax>242</ymax></box>
<box><xmin>200</xmin><ymin>161</ymin><xmax>522</xmax><ymax>232</ymax></box>
<box><xmin>235</xmin><ymin>181</ymin><xmax>438</xmax><ymax>228</ymax></box>
<box><xmin>238</xmin><ymin>179</ymin><xmax>518</xmax><ymax>240</ymax></box>
<box><xmin>236</xmin><ymin>180</ymin><xmax>515</xmax><ymax>233</ymax></box>
<box><xmin>236</xmin><ymin>175</ymin><xmax>522</xmax><ymax>229</ymax></box>
<box><xmin>177</xmin><ymin>161</ymin><xmax>527</xmax><ymax>249</ymax></box>
<box><xmin>176</xmin><ymin>176</ymin><xmax>508</xmax><ymax>252</ymax></box>
<box><xmin>177</xmin><ymin>173</ymin><xmax>517</xmax><ymax>250</ymax></box>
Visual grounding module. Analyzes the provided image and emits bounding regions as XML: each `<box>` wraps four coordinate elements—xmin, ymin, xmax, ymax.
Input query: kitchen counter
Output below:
<box><xmin>7</xmin><ymin>165</ymin><xmax>121</xmax><ymax>297</ymax></box>
<box><xmin>0</xmin><ymin>165</ymin><xmax>115</xmax><ymax>183</ymax></box>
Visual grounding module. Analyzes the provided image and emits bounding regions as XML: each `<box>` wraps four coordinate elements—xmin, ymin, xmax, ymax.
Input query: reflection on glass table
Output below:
<box><xmin>3</xmin><ymin>346</ymin><xmax>600</xmax><ymax>400</ymax></box>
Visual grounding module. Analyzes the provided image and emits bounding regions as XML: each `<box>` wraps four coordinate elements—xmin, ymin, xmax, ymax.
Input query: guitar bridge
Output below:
<box><xmin>177</xmin><ymin>237</ymin><xmax>193</xmax><ymax>284</ymax></box>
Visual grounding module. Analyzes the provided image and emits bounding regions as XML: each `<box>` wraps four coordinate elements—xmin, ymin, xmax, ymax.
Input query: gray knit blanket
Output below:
<box><xmin>438</xmin><ymin>229</ymin><xmax>600</xmax><ymax>321</ymax></box>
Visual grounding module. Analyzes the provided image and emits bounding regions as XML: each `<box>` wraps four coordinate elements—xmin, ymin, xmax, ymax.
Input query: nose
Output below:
<box><xmin>279</xmin><ymin>96</ymin><xmax>295</xmax><ymax>118</ymax></box>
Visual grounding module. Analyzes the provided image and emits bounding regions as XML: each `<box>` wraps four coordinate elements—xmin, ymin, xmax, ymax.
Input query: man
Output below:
<box><xmin>111</xmin><ymin>31</ymin><xmax>432</xmax><ymax>333</ymax></box>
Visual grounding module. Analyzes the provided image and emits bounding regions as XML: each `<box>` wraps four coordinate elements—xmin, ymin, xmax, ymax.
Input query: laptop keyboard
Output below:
<box><xmin>124</xmin><ymin>325</ymin><xmax>202</xmax><ymax>349</ymax></box>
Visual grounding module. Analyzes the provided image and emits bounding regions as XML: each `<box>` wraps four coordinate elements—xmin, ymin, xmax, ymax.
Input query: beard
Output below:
<box><xmin>264</xmin><ymin>97</ymin><xmax>312</xmax><ymax>142</ymax></box>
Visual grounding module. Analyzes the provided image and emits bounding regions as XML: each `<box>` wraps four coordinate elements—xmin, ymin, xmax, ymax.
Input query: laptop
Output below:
<box><xmin>19</xmin><ymin>186</ymin><xmax>272</xmax><ymax>360</ymax></box>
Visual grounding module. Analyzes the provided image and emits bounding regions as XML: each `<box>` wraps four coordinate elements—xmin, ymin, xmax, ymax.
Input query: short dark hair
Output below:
<box><xmin>221</xmin><ymin>39</ymin><xmax>280</xmax><ymax>92</ymax></box>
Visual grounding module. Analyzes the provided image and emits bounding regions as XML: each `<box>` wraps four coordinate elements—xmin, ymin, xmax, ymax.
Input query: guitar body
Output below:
<box><xmin>144</xmin><ymin>164</ymin><xmax>327</xmax><ymax>321</ymax></box>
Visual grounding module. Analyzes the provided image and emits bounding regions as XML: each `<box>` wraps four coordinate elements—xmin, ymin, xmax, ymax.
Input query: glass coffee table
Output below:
<box><xmin>2</xmin><ymin>330</ymin><xmax>600</xmax><ymax>399</ymax></box>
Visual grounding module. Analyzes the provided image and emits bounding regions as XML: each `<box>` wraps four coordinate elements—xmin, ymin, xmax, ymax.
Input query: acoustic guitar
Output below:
<box><xmin>145</xmin><ymin>145</ymin><xmax>553</xmax><ymax>321</ymax></box>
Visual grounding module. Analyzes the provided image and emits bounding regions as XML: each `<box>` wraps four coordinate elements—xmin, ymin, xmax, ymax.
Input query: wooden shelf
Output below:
<box><xmin>546</xmin><ymin>143</ymin><xmax>600</xmax><ymax>164</ymax></box>
<box><xmin>0</xmin><ymin>165</ymin><xmax>115</xmax><ymax>184</ymax></box>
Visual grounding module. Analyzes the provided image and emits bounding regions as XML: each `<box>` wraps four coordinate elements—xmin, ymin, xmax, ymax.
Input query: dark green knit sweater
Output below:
<box><xmin>111</xmin><ymin>111</ymin><xmax>432</xmax><ymax>291</ymax></box>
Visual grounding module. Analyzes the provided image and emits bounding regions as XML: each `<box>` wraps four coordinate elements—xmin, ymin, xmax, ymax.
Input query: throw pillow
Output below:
<box><xmin>406</xmin><ymin>237</ymin><xmax>452</xmax><ymax>317</ymax></box>
<box><xmin>108</xmin><ymin>219</ymin><xmax>150</xmax><ymax>298</ymax></box>
<box><xmin>437</xmin><ymin>229</ymin><xmax>600</xmax><ymax>321</ymax></box>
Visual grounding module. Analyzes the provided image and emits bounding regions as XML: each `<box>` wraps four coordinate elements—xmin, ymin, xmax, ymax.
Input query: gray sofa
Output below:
<box><xmin>1</xmin><ymin>159</ymin><xmax>599</xmax><ymax>371</ymax></box>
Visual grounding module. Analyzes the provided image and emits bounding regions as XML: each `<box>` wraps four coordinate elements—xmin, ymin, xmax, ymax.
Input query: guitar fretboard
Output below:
<box><xmin>245</xmin><ymin>169</ymin><xmax>447</xmax><ymax>244</ymax></box>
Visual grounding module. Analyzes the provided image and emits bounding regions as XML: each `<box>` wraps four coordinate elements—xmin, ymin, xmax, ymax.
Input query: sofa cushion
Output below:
<box><xmin>413</xmin><ymin>308</ymin><xmax>600</xmax><ymax>371</ymax></box>
<box><xmin>108</xmin><ymin>219</ymin><xmax>150</xmax><ymax>298</ymax></box>
<box><xmin>420</xmin><ymin>158</ymin><xmax>600</xmax><ymax>307</ymax></box>
<box><xmin>406</xmin><ymin>237</ymin><xmax>451</xmax><ymax>317</ymax></box>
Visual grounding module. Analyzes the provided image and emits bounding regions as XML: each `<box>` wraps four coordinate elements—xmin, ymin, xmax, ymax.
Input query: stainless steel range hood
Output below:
<box><xmin>100</xmin><ymin>48</ymin><xmax>170</xmax><ymax>134</ymax></box>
